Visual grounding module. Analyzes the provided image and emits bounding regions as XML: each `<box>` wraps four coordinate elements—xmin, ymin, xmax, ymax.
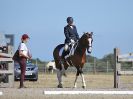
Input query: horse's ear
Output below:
<box><xmin>91</xmin><ymin>32</ymin><xmax>93</xmax><ymax>35</ymax></box>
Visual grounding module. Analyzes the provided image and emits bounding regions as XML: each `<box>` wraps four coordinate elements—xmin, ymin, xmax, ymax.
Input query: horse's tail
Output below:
<box><xmin>53</xmin><ymin>44</ymin><xmax>64</xmax><ymax>69</ymax></box>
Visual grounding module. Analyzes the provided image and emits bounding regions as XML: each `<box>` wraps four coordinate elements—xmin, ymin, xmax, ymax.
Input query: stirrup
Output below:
<box><xmin>61</xmin><ymin>57</ymin><xmax>70</xmax><ymax>67</ymax></box>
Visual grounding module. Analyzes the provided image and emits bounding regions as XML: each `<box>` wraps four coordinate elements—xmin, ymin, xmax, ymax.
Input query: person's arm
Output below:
<box><xmin>19</xmin><ymin>50</ymin><xmax>30</xmax><ymax>59</ymax></box>
<box><xmin>64</xmin><ymin>26</ymin><xmax>71</xmax><ymax>41</ymax></box>
<box><xmin>74</xmin><ymin>26</ymin><xmax>79</xmax><ymax>40</ymax></box>
<box><xmin>19</xmin><ymin>43</ymin><xmax>31</xmax><ymax>59</ymax></box>
<box><xmin>27</xmin><ymin>50</ymin><xmax>32</xmax><ymax>59</ymax></box>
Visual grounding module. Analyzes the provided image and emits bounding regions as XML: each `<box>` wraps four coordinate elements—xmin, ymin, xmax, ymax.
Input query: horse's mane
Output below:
<box><xmin>75</xmin><ymin>34</ymin><xmax>87</xmax><ymax>55</ymax></box>
<box><xmin>79</xmin><ymin>33</ymin><xmax>87</xmax><ymax>43</ymax></box>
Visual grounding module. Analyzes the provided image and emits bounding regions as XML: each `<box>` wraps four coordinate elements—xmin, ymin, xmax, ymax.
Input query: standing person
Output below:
<box><xmin>18</xmin><ymin>34</ymin><xmax>32</xmax><ymax>88</ymax></box>
<box><xmin>62</xmin><ymin>17</ymin><xmax>80</xmax><ymax>59</ymax></box>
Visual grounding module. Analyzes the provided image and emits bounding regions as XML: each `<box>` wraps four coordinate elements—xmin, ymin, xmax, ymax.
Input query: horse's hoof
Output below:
<box><xmin>57</xmin><ymin>84</ymin><xmax>63</xmax><ymax>88</ymax></box>
<box><xmin>82</xmin><ymin>86</ymin><xmax>86</xmax><ymax>89</ymax></box>
<box><xmin>73</xmin><ymin>86</ymin><xmax>77</xmax><ymax>88</ymax></box>
<box><xmin>63</xmin><ymin>72</ymin><xmax>67</xmax><ymax>77</ymax></box>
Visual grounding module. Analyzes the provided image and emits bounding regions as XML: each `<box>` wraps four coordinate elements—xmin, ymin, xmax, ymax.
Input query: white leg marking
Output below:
<box><xmin>74</xmin><ymin>76</ymin><xmax>78</xmax><ymax>88</ymax></box>
<box><xmin>81</xmin><ymin>74</ymin><xmax>86</xmax><ymax>88</ymax></box>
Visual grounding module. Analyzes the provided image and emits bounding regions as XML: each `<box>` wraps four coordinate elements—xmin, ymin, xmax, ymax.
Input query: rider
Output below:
<box><xmin>62</xmin><ymin>17</ymin><xmax>80</xmax><ymax>59</ymax></box>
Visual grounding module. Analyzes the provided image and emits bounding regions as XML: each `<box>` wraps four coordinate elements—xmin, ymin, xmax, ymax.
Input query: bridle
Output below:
<box><xmin>85</xmin><ymin>32</ymin><xmax>93</xmax><ymax>54</ymax></box>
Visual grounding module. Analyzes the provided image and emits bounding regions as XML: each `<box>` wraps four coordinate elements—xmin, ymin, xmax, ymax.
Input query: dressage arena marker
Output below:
<box><xmin>0</xmin><ymin>91</ymin><xmax>3</xmax><ymax>95</ymax></box>
<box><xmin>44</xmin><ymin>91</ymin><xmax>133</xmax><ymax>95</ymax></box>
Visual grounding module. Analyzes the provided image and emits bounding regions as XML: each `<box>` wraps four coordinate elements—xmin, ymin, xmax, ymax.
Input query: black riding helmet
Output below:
<box><xmin>67</xmin><ymin>17</ymin><xmax>73</xmax><ymax>24</ymax></box>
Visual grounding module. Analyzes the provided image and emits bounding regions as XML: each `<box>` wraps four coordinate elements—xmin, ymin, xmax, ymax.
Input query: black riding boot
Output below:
<box><xmin>61</xmin><ymin>50</ymin><xmax>68</xmax><ymax>77</ymax></box>
<box><xmin>62</xmin><ymin>50</ymin><xmax>67</xmax><ymax>60</ymax></box>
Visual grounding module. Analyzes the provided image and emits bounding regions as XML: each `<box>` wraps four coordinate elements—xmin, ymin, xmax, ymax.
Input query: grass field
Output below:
<box><xmin>13</xmin><ymin>73</ymin><xmax>133</xmax><ymax>89</ymax></box>
<box><xmin>0</xmin><ymin>73</ymin><xmax>133</xmax><ymax>99</ymax></box>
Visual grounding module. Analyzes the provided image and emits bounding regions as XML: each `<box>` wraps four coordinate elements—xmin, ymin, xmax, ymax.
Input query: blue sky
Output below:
<box><xmin>0</xmin><ymin>0</ymin><xmax>133</xmax><ymax>61</ymax></box>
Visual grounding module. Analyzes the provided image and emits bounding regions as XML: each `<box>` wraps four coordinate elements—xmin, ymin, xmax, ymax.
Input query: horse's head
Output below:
<box><xmin>79</xmin><ymin>32</ymin><xmax>93</xmax><ymax>53</ymax></box>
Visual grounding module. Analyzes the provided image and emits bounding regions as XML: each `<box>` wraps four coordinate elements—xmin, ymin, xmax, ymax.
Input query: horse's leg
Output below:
<box><xmin>61</xmin><ymin>63</ymin><xmax>66</xmax><ymax>75</ymax></box>
<box><xmin>80</xmin><ymin>68</ymin><xmax>86</xmax><ymax>89</ymax></box>
<box><xmin>57</xmin><ymin>69</ymin><xmax>63</xmax><ymax>88</ymax></box>
<box><xmin>74</xmin><ymin>70</ymin><xmax>80</xmax><ymax>88</ymax></box>
<box><xmin>81</xmin><ymin>73</ymin><xmax>86</xmax><ymax>89</ymax></box>
<box><xmin>52</xmin><ymin>69</ymin><xmax>53</xmax><ymax>74</ymax></box>
<box><xmin>60</xmin><ymin>60</ymin><xmax>67</xmax><ymax>77</ymax></box>
<box><xmin>79</xmin><ymin>68</ymin><xmax>86</xmax><ymax>89</ymax></box>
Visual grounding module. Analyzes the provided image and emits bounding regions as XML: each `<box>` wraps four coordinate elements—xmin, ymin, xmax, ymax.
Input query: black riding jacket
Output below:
<box><xmin>64</xmin><ymin>25</ymin><xmax>79</xmax><ymax>44</ymax></box>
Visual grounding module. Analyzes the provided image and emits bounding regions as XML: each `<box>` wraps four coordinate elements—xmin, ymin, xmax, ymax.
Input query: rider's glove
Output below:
<box><xmin>70</xmin><ymin>39</ymin><xmax>75</xmax><ymax>44</ymax></box>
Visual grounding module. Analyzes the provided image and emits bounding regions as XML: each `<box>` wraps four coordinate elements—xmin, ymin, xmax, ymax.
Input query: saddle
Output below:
<box><xmin>62</xmin><ymin>42</ymin><xmax>78</xmax><ymax>59</ymax></box>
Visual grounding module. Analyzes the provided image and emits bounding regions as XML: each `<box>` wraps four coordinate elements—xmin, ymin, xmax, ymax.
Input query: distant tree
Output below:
<box><xmin>31</xmin><ymin>58</ymin><xmax>47</xmax><ymax>66</ymax></box>
<box><xmin>86</xmin><ymin>55</ymin><xmax>97</xmax><ymax>63</ymax></box>
<box><xmin>101</xmin><ymin>53</ymin><xmax>114</xmax><ymax>69</ymax></box>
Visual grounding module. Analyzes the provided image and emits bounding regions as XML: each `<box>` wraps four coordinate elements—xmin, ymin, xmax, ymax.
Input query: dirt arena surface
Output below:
<box><xmin>0</xmin><ymin>73</ymin><xmax>133</xmax><ymax>99</ymax></box>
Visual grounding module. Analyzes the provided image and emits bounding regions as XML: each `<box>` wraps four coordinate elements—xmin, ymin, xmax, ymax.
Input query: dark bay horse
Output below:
<box><xmin>53</xmin><ymin>32</ymin><xmax>93</xmax><ymax>88</ymax></box>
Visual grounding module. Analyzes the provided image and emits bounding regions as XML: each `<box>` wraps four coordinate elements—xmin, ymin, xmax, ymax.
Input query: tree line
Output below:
<box><xmin>30</xmin><ymin>53</ymin><xmax>133</xmax><ymax>72</ymax></box>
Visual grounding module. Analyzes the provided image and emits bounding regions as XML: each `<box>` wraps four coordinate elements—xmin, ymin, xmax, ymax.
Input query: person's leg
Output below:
<box><xmin>62</xmin><ymin>44</ymin><xmax>69</xmax><ymax>59</ymax></box>
<box><xmin>19</xmin><ymin>58</ymin><xmax>26</xmax><ymax>88</ymax></box>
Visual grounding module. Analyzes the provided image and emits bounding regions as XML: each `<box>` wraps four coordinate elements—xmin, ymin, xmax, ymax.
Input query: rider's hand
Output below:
<box><xmin>28</xmin><ymin>50</ymin><xmax>32</xmax><ymax>59</ymax></box>
<box><xmin>70</xmin><ymin>39</ymin><xmax>75</xmax><ymax>44</ymax></box>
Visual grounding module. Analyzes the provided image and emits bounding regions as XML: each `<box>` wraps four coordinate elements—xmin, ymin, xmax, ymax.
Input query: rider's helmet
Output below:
<box><xmin>67</xmin><ymin>17</ymin><xmax>74</xmax><ymax>24</ymax></box>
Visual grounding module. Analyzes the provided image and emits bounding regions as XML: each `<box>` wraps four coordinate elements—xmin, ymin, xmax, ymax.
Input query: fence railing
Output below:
<box><xmin>37</xmin><ymin>63</ymin><xmax>114</xmax><ymax>74</ymax></box>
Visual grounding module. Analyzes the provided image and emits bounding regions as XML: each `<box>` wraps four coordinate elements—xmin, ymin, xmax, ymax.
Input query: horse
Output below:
<box><xmin>53</xmin><ymin>32</ymin><xmax>93</xmax><ymax>88</ymax></box>
<box><xmin>46</xmin><ymin>61</ymin><xmax>56</xmax><ymax>74</ymax></box>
